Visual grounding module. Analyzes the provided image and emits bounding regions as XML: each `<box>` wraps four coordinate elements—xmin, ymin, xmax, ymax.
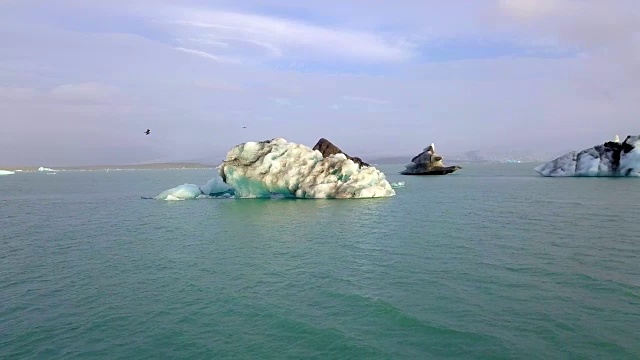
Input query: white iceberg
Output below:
<box><xmin>152</xmin><ymin>138</ymin><xmax>395</xmax><ymax>200</ymax></box>
<box><xmin>218</xmin><ymin>138</ymin><xmax>395</xmax><ymax>199</ymax></box>
<box><xmin>390</xmin><ymin>181</ymin><xmax>405</xmax><ymax>188</ymax></box>
<box><xmin>38</xmin><ymin>166</ymin><xmax>58</xmax><ymax>172</ymax></box>
<box><xmin>534</xmin><ymin>135</ymin><xmax>640</xmax><ymax>177</ymax></box>
<box><xmin>0</xmin><ymin>169</ymin><xmax>15</xmax><ymax>176</ymax></box>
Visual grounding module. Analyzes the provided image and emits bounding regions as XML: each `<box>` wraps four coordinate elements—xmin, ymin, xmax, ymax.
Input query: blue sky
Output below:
<box><xmin>0</xmin><ymin>0</ymin><xmax>638</xmax><ymax>165</ymax></box>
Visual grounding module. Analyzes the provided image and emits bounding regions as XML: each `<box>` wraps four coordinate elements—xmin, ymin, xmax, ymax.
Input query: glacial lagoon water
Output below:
<box><xmin>1</xmin><ymin>164</ymin><xmax>639</xmax><ymax>359</ymax></box>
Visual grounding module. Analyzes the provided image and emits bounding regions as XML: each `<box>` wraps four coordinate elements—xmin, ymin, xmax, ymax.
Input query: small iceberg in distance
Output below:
<box><xmin>401</xmin><ymin>143</ymin><xmax>461</xmax><ymax>175</ymax></box>
<box><xmin>534</xmin><ymin>134</ymin><xmax>640</xmax><ymax>177</ymax></box>
<box><xmin>38</xmin><ymin>166</ymin><xmax>58</xmax><ymax>172</ymax></box>
<box><xmin>390</xmin><ymin>182</ymin><xmax>405</xmax><ymax>188</ymax></box>
<box><xmin>0</xmin><ymin>169</ymin><xmax>15</xmax><ymax>176</ymax></box>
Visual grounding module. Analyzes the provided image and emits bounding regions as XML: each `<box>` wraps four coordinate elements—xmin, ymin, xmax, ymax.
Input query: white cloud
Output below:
<box><xmin>498</xmin><ymin>0</ymin><xmax>559</xmax><ymax>18</ymax></box>
<box><xmin>174</xmin><ymin>47</ymin><xmax>238</xmax><ymax>63</ymax></box>
<box><xmin>0</xmin><ymin>83</ymin><xmax>120</xmax><ymax>105</ymax></box>
<box><xmin>0</xmin><ymin>87</ymin><xmax>39</xmax><ymax>101</ymax></box>
<box><xmin>161</xmin><ymin>8</ymin><xmax>415</xmax><ymax>63</ymax></box>
<box><xmin>272</xmin><ymin>97</ymin><xmax>292</xmax><ymax>106</ymax></box>
<box><xmin>341</xmin><ymin>96</ymin><xmax>389</xmax><ymax>105</ymax></box>
<box><xmin>495</xmin><ymin>0</ymin><xmax>640</xmax><ymax>50</ymax></box>
<box><xmin>50</xmin><ymin>82</ymin><xmax>118</xmax><ymax>103</ymax></box>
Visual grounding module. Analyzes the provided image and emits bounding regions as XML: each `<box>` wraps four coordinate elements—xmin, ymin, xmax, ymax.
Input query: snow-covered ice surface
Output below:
<box><xmin>535</xmin><ymin>135</ymin><xmax>640</xmax><ymax>177</ymax></box>
<box><xmin>218</xmin><ymin>138</ymin><xmax>395</xmax><ymax>199</ymax></box>
<box><xmin>0</xmin><ymin>170</ymin><xmax>15</xmax><ymax>175</ymax></box>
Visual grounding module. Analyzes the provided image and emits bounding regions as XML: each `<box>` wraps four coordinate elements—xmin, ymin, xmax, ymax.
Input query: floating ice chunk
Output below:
<box><xmin>219</xmin><ymin>138</ymin><xmax>395</xmax><ymax>198</ymax></box>
<box><xmin>0</xmin><ymin>169</ymin><xmax>15</xmax><ymax>175</ymax></box>
<box><xmin>153</xmin><ymin>176</ymin><xmax>235</xmax><ymax>200</ymax></box>
<box><xmin>390</xmin><ymin>181</ymin><xmax>405</xmax><ymax>188</ymax></box>
<box><xmin>154</xmin><ymin>183</ymin><xmax>202</xmax><ymax>200</ymax></box>
<box><xmin>38</xmin><ymin>166</ymin><xmax>58</xmax><ymax>172</ymax></box>
<box><xmin>535</xmin><ymin>135</ymin><xmax>640</xmax><ymax>177</ymax></box>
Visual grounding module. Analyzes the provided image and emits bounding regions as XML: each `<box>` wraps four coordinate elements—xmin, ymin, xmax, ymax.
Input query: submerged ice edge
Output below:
<box><xmin>153</xmin><ymin>177</ymin><xmax>234</xmax><ymax>200</ymax></box>
<box><xmin>153</xmin><ymin>172</ymin><xmax>400</xmax><ymax>200</ymax></box>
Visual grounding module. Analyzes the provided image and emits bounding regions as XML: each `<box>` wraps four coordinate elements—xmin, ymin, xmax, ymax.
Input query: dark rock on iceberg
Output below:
<box><xmin>401</xmin><ymin>143</ymin><xmax>461</xmax><ymax>175</ymax></box>
<box><xmin>312</xmin><ymin>138</ymin><xmax>369</xmax><ymax>168</ymax></box>
<box><xmin>534</xmin><ymin>135</ymin><xmax>640</xmax><ymax>177</ymax></box>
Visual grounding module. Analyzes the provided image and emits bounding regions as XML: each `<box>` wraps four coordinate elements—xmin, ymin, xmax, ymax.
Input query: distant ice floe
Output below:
<box><xmin>390</xmin><ymin>182</ymin><xmax>405</xmax><ymax>188</ymax></box>
<box><xmin>535</xmin><ymin>135</ymin><xmax>640</xmax><ymax>177</ymax></box>
<box><xmin>0</xmin><ymin>169</ymin><xmax>15</xmax><ymax>176</ymax></box>
<box><xmin>38</xmin><ymin>166</ymin><xmax>59</xmax><ymax>172</ymax></box>
<box><xmin>153</xmin><ymin>138</ymin><xmax>395</xmax><ymax>200</ymax></box>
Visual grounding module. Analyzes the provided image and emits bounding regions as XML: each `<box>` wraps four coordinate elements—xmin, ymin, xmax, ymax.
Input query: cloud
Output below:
<box><xmin>337</xmin><ymin>95</ymin><xmax>391</xmax><ymax>113</ymax></box>
<box><xmin>50</xmin><ymin>82</ymin><xmax>119</xmax><ymax>103</ymax></box>
<box><xmin>0</xmin><ymin>87</ymin><xmax>39</xmax><ymax>101</ymax></box>
<box><xmin>494</xmin><ymin>0</ymin><xmax>640</xmax><ymax>51</ymax></box>
<box><xmin>1</xmin><ymin>0</ymin><xmax>639</xmax><ymax>165</ymax></box>
<box><xmin>497</xmin><ymin>0</ymin><xmax>559</xmax><ymax>18</ymax></box>
<box><xmin>173</xmin><ymin>47</ymin><xmax>238</xmax><ymax>63</ymax></box>
<box><xmin>160</xmin><ymin>8</ymin><xmax>415</xmax><ymax>63</ymax></box>
<box><xmin>0</xmin><ymin>83</ymin><xmax>119</xmax><ymax>105</ymax></box>
<box><xmin>272</xmin><ymin>97</ymin><xmax>292</xmax><ymax>106</ymax></box>
<box><xmin>341</xmin><ymin>96</ymin><xmax>389</xmax><ymax>105</ymax></box>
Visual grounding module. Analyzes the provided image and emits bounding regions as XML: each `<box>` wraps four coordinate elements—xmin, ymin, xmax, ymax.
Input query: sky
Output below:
<box><xmin>0</xmin><ymin>0</ymin><xmax>639</xmax><ymax>166</ymax></box>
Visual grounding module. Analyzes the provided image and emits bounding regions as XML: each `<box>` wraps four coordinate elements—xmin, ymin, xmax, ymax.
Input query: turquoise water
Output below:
<box><xmin>1</xmin><ymin>164</ymin><xmax>639</xmax><ymax>359</ymax></box>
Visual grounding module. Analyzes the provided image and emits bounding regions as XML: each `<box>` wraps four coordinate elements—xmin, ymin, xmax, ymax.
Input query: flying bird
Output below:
<box><xmin>144</xmin><ymin>129</ymin><xmax>151</xmax><ymax>135</ymax></box>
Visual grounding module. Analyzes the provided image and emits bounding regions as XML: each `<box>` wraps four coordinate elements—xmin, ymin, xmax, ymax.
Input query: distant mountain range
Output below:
<box><xmin>366</xmin><ymin>147</ymin><xmax>568</xmax><ymax>164</ymax></box>
<box><xmin>3</xmin><ymin>147</ymin><xmax>561</xmax><ymax>171</ymax></box>
<box><xmin>1</xmin><ymin>163</ymin><xmax>216</xmax><ymax>171</ymax></box>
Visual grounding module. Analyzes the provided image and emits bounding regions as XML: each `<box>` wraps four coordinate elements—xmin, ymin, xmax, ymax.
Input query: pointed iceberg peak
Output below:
<box><xmin>312</xmin><ymin>138</ymin><xmax>369</xmax><ymax>168</ymax></box>
<box><xmin>614</xmin><ymin>134</ymin><xmax>620</xmax><ymax>143</ymax></box>
<box><xmin>402</xmin><ymin>142</ymin><xmax>461</xmax><ymax>175</ymax></box>
<box><xmin>424</xmin><ymin>143</ymin><xmax>435</xmax><ymax>152</ymax></box>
